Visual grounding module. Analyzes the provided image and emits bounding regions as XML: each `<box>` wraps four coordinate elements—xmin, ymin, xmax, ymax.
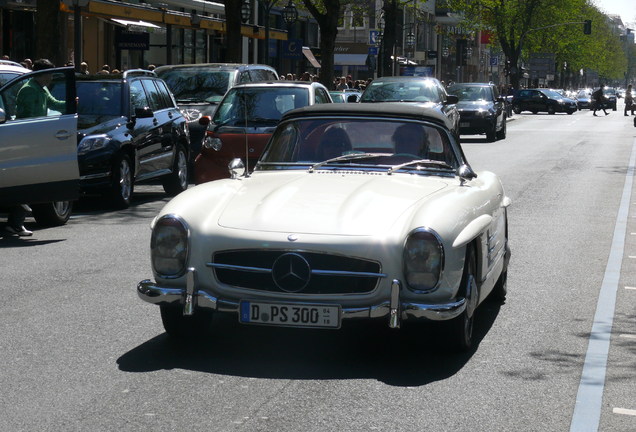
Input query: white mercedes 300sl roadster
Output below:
<box><xmin>138</xmin><ymin>103</ymin><xmax>511</xmax><ymax>351</ymax></box>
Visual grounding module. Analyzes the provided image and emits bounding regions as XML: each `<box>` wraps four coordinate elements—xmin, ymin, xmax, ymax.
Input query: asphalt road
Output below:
<box><xmin>1</xmin><ymin>105</ymin><xmax>635</xmax><ymax>432</ymax></box>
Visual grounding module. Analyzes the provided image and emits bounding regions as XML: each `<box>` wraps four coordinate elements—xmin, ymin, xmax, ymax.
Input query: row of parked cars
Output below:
<box><xmin>0</xmin><ymin>61</ymin><xmax>509</xmax><ymax>228</ymax></box>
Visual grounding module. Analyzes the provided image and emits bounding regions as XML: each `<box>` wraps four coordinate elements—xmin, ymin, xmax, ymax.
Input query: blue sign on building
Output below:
<box><xmin>282</xmin><ymin>39</ymin><xmax>303</xmax><ymax>59</ymax></box>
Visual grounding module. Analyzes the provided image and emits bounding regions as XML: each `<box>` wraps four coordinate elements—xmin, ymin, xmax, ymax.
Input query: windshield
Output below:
<box><xmin>448</xmin><ymin>85</ymin><xmax>492</xmax><ymax>101</ymax></box>
<box><xmin>360</xmin><ymin>80</ymin><xmax>442</xmax><ymax>103</ymax></box>
<box><xmin>577</xmin><ymin>90</ymin><xmax>590</xmax><ymax>98</ymax></box>
<box><xmin>213</xmin><ymin>87</ymin><xmax>309</xmax><ymax>126</ymax></box>
<box><xmin>542</xmin><ymin>89</ymin><xmax>564</xmax><ymax>98</ymax></box>
<box><xmin>0</xmin><ymin>72</ymin><xmax>22</xmax><ymax>86</ymax></box>
<box><xmin>259</xmin><ymin>118</ymin><xmax>459</xmax><ymax>171</ymax></box>
<box><xmin>76</xmin><ymin>81</ymin><xmax>123</xmax><ymax>116</ymax></box>
<box><xmin>156</xmin><ymin>68</ymin><xmax>233</xmax><ymax>103</ymax></box>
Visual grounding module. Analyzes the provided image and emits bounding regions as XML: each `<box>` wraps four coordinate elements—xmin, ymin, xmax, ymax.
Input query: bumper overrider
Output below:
<box><xmin>137</xmin><ymin>268</ymin><xmax>467</xmax><ymax>329</ymax></box>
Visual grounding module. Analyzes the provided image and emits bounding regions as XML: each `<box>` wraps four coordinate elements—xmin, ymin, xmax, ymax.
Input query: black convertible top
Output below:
<box><xmin>281</xmin><ymin>102</ymin><xmax>453</xmax><ymax>130</ymax></box>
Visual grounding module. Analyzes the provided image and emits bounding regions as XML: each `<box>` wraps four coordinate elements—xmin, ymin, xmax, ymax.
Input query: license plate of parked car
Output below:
<box><xmin>239</xmin><ymin>301</ymin><xmax>341</xmax><ymax>329</ymax></box>
<box><xmin>460</xmin><ymin>122</ymin><xmax>470</xmax><ymax>127</ymax></box>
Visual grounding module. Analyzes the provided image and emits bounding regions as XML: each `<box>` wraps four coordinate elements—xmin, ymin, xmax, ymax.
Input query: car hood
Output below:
<box><xmin>216</xmin><ymin>172</ymin><xmax>449</xmax><ymax>235</ymax></box>
<box><xmin>456</xmin><ymin>100</ymin><xmax>494</xmax><ymax>110</ymax></box>
<box><xmin>78</xmin><ymin>115</ymin><xmax>125</xmax><ymax>135</ymax></box>
<box><xmin>177</xmin><ymin>102</ymin><xmax>218</xmax><ymax>122</ymax></box>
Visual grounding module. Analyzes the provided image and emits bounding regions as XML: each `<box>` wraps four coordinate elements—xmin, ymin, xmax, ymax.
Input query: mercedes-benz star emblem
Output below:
<box><xmin>271</xmin><ymin>253</ymin><xmax>311</xmax><ymax>293</ymax></box>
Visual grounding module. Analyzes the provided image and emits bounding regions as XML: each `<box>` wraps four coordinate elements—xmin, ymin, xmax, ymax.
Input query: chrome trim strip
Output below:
<box><xmin>389</xmin><ymin>279</ymin><xmax>401</xmax><ymax>328</ymax></box>
<box><xmin>184</xmin><ymin>268</ymin><xmax>196</xmax><ymax>316</ymax></box>
<box><xmin>207</xmin><ymin>263</ymin><xmax>386</xmax><ymax>278</ymax></box>
<box><xmin>137</xmin><ymin>280</ymin><xmax>466</xmax><ymax>322</ymax></box>
<box><xmin>80</xmin><ymin>172</ymin><xmax>110</xmax><ymax>180</ymax></box>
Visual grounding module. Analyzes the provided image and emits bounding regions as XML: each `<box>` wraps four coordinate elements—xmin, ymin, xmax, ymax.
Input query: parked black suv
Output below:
<box><xmin>74</xmin><ymin>70</ymin><xmax>190</xmax><ymax>208</ymax></box>
<box><xmin>155</xmin><ymin>63</ymin><xmax>279</xmax><ymax>165</ymax></box>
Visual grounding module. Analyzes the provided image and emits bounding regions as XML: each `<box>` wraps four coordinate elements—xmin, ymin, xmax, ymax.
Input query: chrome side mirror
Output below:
<box><xmin>228</xmin><ymin>158</ymin><xmax>246</xmax><ymax>179</ymax></box>
<box><xmin>458</xmin><ymin>164</ymin><xmax>477</xmax><ymax>185</ymax></box>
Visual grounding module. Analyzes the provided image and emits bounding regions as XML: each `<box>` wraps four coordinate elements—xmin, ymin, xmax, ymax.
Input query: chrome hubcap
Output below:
<box><xmin>119</xmin><ymin>159</ymin><xmax>132</xmax><ymax>200</ymax></box>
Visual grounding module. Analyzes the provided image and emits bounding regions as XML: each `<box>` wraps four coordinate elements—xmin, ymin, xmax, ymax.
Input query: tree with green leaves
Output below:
<box><xmin>447</xmin><ymin>0</ymin><xmax>626</xmax><ymax>88</ymax></box>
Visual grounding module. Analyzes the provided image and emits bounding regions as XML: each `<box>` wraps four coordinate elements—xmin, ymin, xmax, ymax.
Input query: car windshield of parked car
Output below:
<box><xmin>213</xmin><ymin>87</ymin><xmax>309</xmax><ymax>126</ymax></box>
<box><xmin>577</xmin><ymin>90</ymin><xmax>590</xmax><ymax>98</ymax></box>
<box><xmin>542</xmin><ymin>89</ymin><xmax>564</xmax><ymax>99</ymax></box>
<box><xmin>76</xmin><ymin>82</ymin><xmax>122</xmax><ymax>116</ymax></box>
<box><xmin>448</xmin><ymin>85</ymin><xmax>491</xmax><ymax>102</ymax></box>
<box><xmin>360</xmin><ymin>80</ymin><xmax>442</xmax><ymax>103</ymax></box>
<box><xmin>156</xmin><ymin>68</ymin><xmax>232</xmax><ymax>103</ymax></box>
<box><xmin>259</xmin><ymin>118</ymin><xmax>459</xmax><ymax>171</ymax></box>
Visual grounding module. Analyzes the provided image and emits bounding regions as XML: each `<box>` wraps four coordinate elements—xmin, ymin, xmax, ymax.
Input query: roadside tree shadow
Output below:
<box><xmin>117</xmin><ymin>300</ymin><xmax>502</xmax><ymax>387</ymax></box>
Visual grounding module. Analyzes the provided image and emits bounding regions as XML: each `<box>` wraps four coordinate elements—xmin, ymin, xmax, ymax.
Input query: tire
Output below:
<box><xmin>110</xmin><ymin>153</ymin><xmax>134</xmax><ymax>209</ymax></box>
<box><xmin>486</xmin><ymin>124</ymin><xmax>496</xmax><ymax>142</ymax></box>
<box><xmin>31</xmin><ymin>201</ymin><xmax>73</xmax><ymax>227</ymax></box>
<box><xmin>160</xmin><ymin>305</ymin><xmax>213</xmax><ymax>339</ymax></box>
<box><xmin>547</xmin><ymin>106</ymin><xmax>555</xmax><ymax>115</ymax></box>
<box><xmin>162</xmin><ymin>145</ymin><xmax>189</xmax><ymax>196</ymax></box>
<box><xmin>531</xmin><ymin>110</ymin><xmax>538</xmax><ymax>114</ymax></box>
<box><xmin>490</xmin><ymin>210</ymin><xmax>509</xmax><ymax>304</ymax></box>
<box><xmin>496</xmin><ymin>117</ymin><xmax>507</xmax><ymax>140</ymax></box>
<box><xmin>567</xmin><ymin>110</ymin><xmax>575</xmax><ymax>115</ymax></box>
<box><xmin>513</xmin><ymin>106</ymin><xmax>521</xmax><ymax>114</ymax></box>
<box><xmin>446</xmin><ymin>244</ymin><xmax>478</xmax><ymax>352</ymax></box>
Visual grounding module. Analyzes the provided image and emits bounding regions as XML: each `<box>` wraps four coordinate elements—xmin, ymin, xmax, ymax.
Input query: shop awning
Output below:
<box><xmin>111</xmin><ymin>18</ymin><xmax>165</xmax><ymax>33</ymax></box>
<box><xmin>303</xmin><ymin>47</ymin><xmax>321</xmax><ymax>68</ymax></box>
<box><xmin>334</xmin><ymin>54</ymin><xmax>368</xmax><ymax>66</ymax></box>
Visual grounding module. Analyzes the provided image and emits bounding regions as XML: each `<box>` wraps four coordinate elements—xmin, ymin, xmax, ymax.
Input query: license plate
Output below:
<box><xmin>460</xmin><ymin>122</ymin><xmax>470</xmax><ymax>127</ymax></box>
<box><xmin>239</xmin><ymin>301</ymin><xmax>341</xmax><ymax>329</ymax></box>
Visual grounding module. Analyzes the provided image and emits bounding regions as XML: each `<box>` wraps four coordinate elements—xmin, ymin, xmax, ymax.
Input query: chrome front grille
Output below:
<box><xmin>209</xmin><ymin>250</ymin><xmax>384</xmax><ymax>294</ymax></box>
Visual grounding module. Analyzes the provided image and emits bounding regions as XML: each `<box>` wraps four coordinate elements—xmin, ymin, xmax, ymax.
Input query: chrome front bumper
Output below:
<box><xmin>137</xmin><ymin>272</ymin><xmax>466</xmax><ymax>329</ymax></box>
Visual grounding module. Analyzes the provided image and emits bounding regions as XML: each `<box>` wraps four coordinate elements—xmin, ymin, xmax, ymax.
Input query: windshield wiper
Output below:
<box><xmin>309</xmin><ymin>153</ymin><xmax>383</xmax><ymax>172</ymax></box>
<box><xmin>387</xmin><ymin>159</ymin><xmax>454</xmax><ymax>175</ymax></box>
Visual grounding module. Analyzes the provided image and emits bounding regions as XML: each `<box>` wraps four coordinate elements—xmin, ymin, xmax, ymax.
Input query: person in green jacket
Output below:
<box><xmin>15</xmin><ymin>58</ymin><xmax>65</xmax><ymax>119</ymax></box>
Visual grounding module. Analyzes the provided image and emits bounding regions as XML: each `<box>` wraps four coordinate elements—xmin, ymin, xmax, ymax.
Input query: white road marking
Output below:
<box><xmin>613</xmin><ymin>408</ymin><xmax>636</xmax><ymax>416</ymax></box>
<box><xmin>625</xmin><ymin>286</ymin><xmax>636</xmax><ymax>290</ymax></box>
<box><xmin>569</xmin><ymin>139</ymin><xmax>636</xmax><ymax>432</ymax></box>
<box><xmin>618</xmin><ymin>334</ymin><xmax>636</xmax><ymax>339</ymax></box>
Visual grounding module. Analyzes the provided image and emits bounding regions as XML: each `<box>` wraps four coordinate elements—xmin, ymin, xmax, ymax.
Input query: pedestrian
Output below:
<box><xmin>147</xmin><ymin>64</ymin><xmax>156</xmax><ymax>71</ymax></box>
<box><xmin>22</xmin><ymin>58</ymin><xmax>33</xmax><ymax>69</ymax></box>
<box><xmin>4</xmin><ymin>204</ymin><xmax>33</xmax><ymax>236</ymax></box>
<box><xmin>336</xmin><ymin>76</ymin><xmax>348</xmax><ymax>90</ymax></box>
<box><xmin>97</xmin><ymin>64</ymin><xmax>110</xmax><ymax>75</ymax></box>
<box><xmin>592</xmin><ymin>84</ymin><xmax>609</xmax><ymax>116</ymax></box>
<box><xmin>15</xmin><ymin>58</ymin><xmax>66</xmax><ymax>119</ymax></box>
<box><xmin>624</xmin><ymin>84</ymin><xmax>634</xmax><ymax>116</ymax></box>
<box><xmin>80</xmin><ymin>61</ymin><xmax>90</xmax><ymax>75</ymax></box>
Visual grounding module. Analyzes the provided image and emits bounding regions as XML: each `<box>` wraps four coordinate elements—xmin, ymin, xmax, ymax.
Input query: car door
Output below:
<box><xmin>0</xmin><ymin>67</ymin><xmax>78</xmax><ymax>206</ymax></box>
<box><xmin>140</xmin><ymin>78</ymin><xmax>175</xmax><ymax>176</ymax></box>
<box><xmin>129</xmin><ymin>78</ymin><xmax>162</xmax><ymax>178</ymax></box>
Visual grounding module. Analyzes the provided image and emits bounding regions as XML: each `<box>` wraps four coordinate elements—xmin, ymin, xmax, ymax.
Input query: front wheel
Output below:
<box><xmin>496</xmin><ymin>118</ymin><xmax>507</xmax><ymax>140</ymax></box>
<box><xmin>162</xmin><ymin>145</ymin><xmax>189</xmax><ymax>196</ymax></box>
<box><xmin>110</xmin><ymin>153</ymin><xmax>134</xmax><ymax>209</ymax></box>
<box><xmin>446</xmin><ymin>245</ymin><xmax>477</xmax><ymax>352</ymax></box>
<box><xmin>31</xmin><ymin>201</ymin><xmax>74</xmax><ymax>227</ymax></box>
<box><xmin>547</xmin><ymin>106</ymin><xmax>555</xmax><ymax>115</ymax></box>
<box><xmin>513</xmin><ymin>106</ymin><xmax>521</xmax><ymax>114</ymax></box>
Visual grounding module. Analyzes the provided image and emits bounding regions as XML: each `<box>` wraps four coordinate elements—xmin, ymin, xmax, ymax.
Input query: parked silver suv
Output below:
<box><xmin>0</xmin><ymin>67</ymin><xmax>79</xmax><ymax>226</ymax></box>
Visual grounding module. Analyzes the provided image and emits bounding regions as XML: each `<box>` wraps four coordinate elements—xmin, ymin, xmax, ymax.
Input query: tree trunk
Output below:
<box><xmin>380</xmin><ymin>0</ymin><xmax>398</xmax><ymax>77</ymax></box>
<box><xmin>36</xmin><ymin>0</ymin><xmax>67</xmax><ymax>66</ymax></box>
<box><xmin>303</xmin><ymin>0</ymin><xmax>340</xmax><ymax>90</ymax></box>
<box><xmin>225</xmin><ymin>0</ymin><xmax>244</xmax><ymax>63</ymax></box>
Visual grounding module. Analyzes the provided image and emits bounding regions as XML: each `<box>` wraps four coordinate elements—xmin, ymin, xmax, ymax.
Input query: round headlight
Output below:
<box><xmin>203</xmin><ymin>136</ymin><xmax>223</xmax><ymax>151</ymax></box>
<box><xmin>151</xmin><ymin>215</ymin><xmax>189</xmax><ymax>277</ymax></box>
<box><xmin>403</xmin><ymin>229</ymin><xmax>444</xmax><ymax>291</ymax></box>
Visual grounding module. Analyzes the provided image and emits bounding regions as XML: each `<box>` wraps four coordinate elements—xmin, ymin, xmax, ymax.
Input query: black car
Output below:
<box><xmin>447</xmin><ymin>82</ymin><xmax>506</xmax><ymax>141</ymax></box>
<box><xmin>360</xmin><ymin>76</ymin><xmax>460</xmax><ymax>138</ymax></box>
<box><xmin>74</xmin><ymin>70</ymin><xmax>190</xmax><ymax>208</ymax></box>
<box><xmin>155</xmin><ymin>63</ymin><xmax>279</xmax><ymax>166</ymax></box>
<box><xmin>512</xmin><ymin>89</ymin><xmax>577</xmax><ymax>115</ymax></box>
<box><xmin>603</xmin><ymin>87</ymin><xmax>618</xmax><ymax>111</ymax></box>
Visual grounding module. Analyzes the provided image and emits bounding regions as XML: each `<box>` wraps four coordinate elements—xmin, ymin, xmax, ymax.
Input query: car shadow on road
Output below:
<box><xmin>117</xmin><ymin>300</ymin><xmax>502</xmax><ymax>387</ymax></box>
